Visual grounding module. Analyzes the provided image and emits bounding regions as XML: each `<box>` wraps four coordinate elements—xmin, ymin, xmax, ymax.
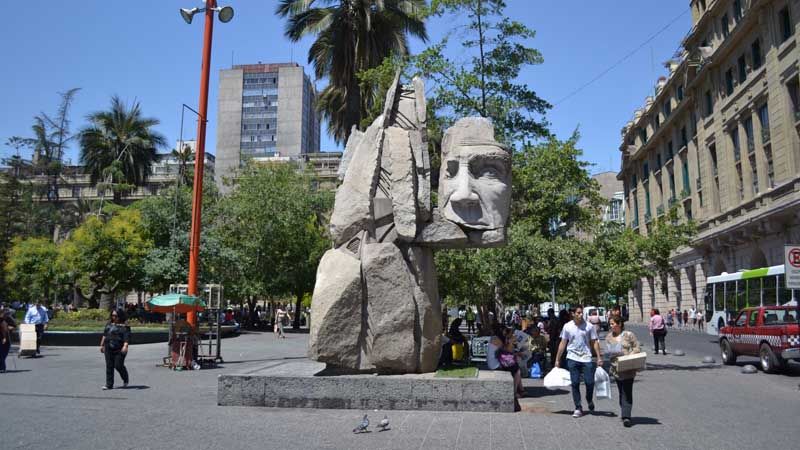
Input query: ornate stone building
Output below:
<box><xmin>618</xmin><ymin>0</ymin><xmax>800</xmax><ymax>322</ymax></box>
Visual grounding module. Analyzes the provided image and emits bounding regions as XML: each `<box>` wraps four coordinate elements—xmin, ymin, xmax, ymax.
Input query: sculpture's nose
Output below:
<box><xmin>449</xmin><ymin>168</ymin><xmax>479</xmax><ymax>208</ymax></box>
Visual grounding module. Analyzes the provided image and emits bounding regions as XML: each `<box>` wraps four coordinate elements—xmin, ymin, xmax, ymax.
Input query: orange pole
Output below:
<box><xmin>187</xmin><ymin>0</ymin><xmax>216</xmax><ymax>328</ymax></box>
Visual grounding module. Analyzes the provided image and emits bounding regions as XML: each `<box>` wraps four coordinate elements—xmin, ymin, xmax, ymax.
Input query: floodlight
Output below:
<box><xmin>180</xmin><ymin>7</ymin><xmax>200</xmax><ymax>24</ymax></box>
<box><xmin>217</xmin><ymin>6</ymin><xmax>234</xmax><ymax>23</ymax></box>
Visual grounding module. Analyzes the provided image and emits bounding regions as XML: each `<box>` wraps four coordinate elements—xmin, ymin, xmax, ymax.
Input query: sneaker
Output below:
<box><xmin>588</xmin><ymin>402</ymin><xmax>595</xmax><ymax>412</ymax></box>
<box><xmin>572</xmin><ymin>409</ymin><xmax>583</xmax><ymax>418</ymax></box>
<box><xmin>102</xmin><ymin>385</ymin><xmax>112</xmax><ymax>390</ymax></box>
<box><xmin>623</xmin><ymin>418</ymin><xmax>632</xmax><ymax>427</ymax></box>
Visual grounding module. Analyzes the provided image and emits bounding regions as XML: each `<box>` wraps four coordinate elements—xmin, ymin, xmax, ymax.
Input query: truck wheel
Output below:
<box><xmin>759</xmin><ymin>343</ymin><xmax>783</xmax><ymax>373</ymax></box>
<box><xmin>720</xmin><ymin>339</ymin><xmax>736</xmax><ymax>365</ymax></box>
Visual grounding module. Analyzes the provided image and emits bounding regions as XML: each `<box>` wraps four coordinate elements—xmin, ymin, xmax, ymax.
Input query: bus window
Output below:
<box><xmin>724</xmin><ymin>281</ymin><xmax>737</xmax><ymax>316</ymax></box>
<box><xmin>736</xmin><ymin>281</ymin><xmax>746</xmax><ymax>310</ymax></box>
<box><xmin>777</xmin><ymin>275</ymin><xmax>794</xmax><ymax>305</ymax></box>
<box><xmin>714</xmin><ymin>283</ymin><xmax>724</xmax><ymax>314</ymax></box>
<box><xmin>704</xmin><ymin>286</ymin><xmax>713</xmax><ymax>322</ymax></box>
<box><xmin>747</xmin><ymin>279</ymin><xmax>761</xmax><ymax>307</ymax></box>
<box><xmin>763</xmin><ymin>276</ymin><xmax>778</xmax><ymax>306</ymax></box>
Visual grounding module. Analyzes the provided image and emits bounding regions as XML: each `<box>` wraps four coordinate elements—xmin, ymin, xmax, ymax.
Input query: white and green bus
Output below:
<box><xmin>703</xmin><ymin>265</ymin><xmax>797</xmax><ymax>335</ymax></box>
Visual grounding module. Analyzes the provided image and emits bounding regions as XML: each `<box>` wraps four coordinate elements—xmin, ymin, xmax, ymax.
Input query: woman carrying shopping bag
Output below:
<box><xmin>605</xmin><ymin>315</ymin><xmax>641</xmax><ymax>427</ymax></box>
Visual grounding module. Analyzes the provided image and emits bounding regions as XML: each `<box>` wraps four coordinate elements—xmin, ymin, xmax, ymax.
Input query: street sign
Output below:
<box><xmin>784</xmin><ymin>245</ymin><xmax>800</xmax><ymax>289</ymax></box>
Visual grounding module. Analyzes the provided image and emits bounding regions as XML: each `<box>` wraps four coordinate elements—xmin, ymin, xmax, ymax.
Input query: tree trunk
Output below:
<box><xmin>99</xmin><ymin>292</ymin><xmax>114</xmax><ymax>311</ymax></box>
<box><xmin>245</xmin><ymin>296</ymin><xmax>257</xmax><ymax>329</ymax></box>
<box><xmin>292</xmin><ymin>292</ymin><xmax>302</xmax><ymax>329</ymax></box>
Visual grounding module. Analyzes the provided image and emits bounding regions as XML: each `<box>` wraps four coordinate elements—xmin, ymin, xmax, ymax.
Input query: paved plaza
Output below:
<box><xmin>1</xmin><ymin>326</ymin><xmax>798</xmax><ymax>450</ymax></box>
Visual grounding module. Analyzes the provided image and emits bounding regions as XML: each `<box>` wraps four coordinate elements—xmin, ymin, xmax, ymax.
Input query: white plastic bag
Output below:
<box><xmin>594</xmin><ymin>366</ymin><xmax>611</xmax><ymax>399</ymax></box>
<box><xmin>543</xmin><ymin>367</ymin><xmax>571</xmax><ymax>390</ymax></box>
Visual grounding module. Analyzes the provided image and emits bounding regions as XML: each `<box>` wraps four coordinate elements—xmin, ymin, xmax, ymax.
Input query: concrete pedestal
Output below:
<box><xmin>217</xmin><ymin>361</ymin><xmax>515</xmax><ymax>412</ymax></box>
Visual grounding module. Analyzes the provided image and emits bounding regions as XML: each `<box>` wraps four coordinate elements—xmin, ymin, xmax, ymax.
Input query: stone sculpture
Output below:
<box><xmin>308</xmin><ymin>75</ymin><xmax>511</xmax><ymax>373</ymax></box>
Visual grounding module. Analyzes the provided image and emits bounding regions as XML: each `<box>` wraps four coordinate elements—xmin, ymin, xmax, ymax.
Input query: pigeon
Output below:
<box><xmin>353</xmin><ymin>414</ymin><xmax>369</xmax><ymax>433</ymax></box>
<box><xmin>378</xmin><ymin>415</ymin><xmax>390</xmax><ymax>432</ymax></box>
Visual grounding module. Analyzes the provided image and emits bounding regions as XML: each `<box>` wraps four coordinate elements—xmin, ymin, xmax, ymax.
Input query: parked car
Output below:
<box><xmin>719</xmin><ymin>306</ymin><xmax>800</xmax><ymax>373</ymax></box>
<box><xmin>584</xmin><ymin>306</ymin><xmax>608</xmax><ymax>331</ymax></box>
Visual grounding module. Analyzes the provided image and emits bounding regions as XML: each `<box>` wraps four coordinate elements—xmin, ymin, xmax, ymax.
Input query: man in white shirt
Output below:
<box><xmin>555</xmin><ymin>306</ymin><xmax>603</xmax><ymax>418</ymax></box>
<box><xmin>689</xmin><ymin>306</ymin><xmax>696</xmax><ymax>330</ymax></box>
<box><xmin>24</xmin><ymin>302</ymin><xmax>49</xmax><ymax>355</ymax></box>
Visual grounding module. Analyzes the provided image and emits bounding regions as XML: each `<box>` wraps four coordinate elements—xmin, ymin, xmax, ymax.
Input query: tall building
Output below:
<box><xmin>618</xmin><ymin>0</ymin><xmax>800</xmax><ymax>322</ymax></box>
<box><xmin>215</xmin><ymin>62</ymin><xmax>321</xmax><ymax>190</ymax></box>
<box><xmin>592</xmin><ymin>171</ymin><xmax>625</xmax><ymax>224</ymax></box>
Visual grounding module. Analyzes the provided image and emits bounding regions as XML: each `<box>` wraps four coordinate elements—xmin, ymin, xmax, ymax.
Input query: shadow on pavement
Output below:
<box><xmin>551</xmin><ymin>409</ymin><xmax>617</xmax><ymax>417</ymax></box>
<box><xmin>120</xmin><ymin>385</ymin><xmax>150</xmax><ymax>390</ymax></box>
<box><xmin>1</xmin><ymin>369</ymin><xmax>32</xmax><ymax>373</ymax></box>
<box><xmin>645</xmin><ymin>363</ymin><xmax>720</xmax><ymax>372</ymax></box>
<box><xmin>521</xmin><ymin>386</ymin><xmax>568</xmax><ymax>398</ymax></box>
<box><xmin>222</xmin><ymin>356</ymin><xmax>307</xmax><ymax>365</ymax></box>
<box><xmin>631</xmin><ymin>417</ymin><xmax>661</xmax><ymax>426</ymax></box>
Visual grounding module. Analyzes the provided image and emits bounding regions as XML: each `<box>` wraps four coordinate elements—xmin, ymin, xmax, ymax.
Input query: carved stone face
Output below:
<box><xmin>439</xmin><ymin>118</ymin><xmax>511</xmax><ymax>230</ymax></box>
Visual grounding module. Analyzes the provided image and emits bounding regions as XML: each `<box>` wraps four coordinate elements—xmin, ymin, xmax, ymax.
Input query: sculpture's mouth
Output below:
<box><xmin>442</xmin><ymin>201</ymin><xmax>494</xmax><ymax>229</ymax></box>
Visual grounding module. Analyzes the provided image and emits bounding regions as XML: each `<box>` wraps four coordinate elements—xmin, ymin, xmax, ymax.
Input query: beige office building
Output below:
<box><xmin>618</xmin><ymin>0</ymin><xmax>800</xmax><ymax>322</ymax></box>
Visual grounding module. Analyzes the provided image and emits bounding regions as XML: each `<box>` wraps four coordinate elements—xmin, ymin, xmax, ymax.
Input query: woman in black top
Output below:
<box><xmin>100</xmin><ymin>308</ymin><xmax>130</xmax><ymax>390</ymax></box>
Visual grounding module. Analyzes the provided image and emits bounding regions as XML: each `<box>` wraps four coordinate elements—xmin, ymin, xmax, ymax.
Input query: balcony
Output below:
<box><xmin>761</xmin><ymin>128</ymin><xmax>771</xmax><ymax>143</ymax></box>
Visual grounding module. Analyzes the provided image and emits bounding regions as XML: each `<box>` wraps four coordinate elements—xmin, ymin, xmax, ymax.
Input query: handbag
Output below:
<box><xmin>498</xmin><ymin>351</ymin><xmax>516</xmax><ymax>368</ymax></box>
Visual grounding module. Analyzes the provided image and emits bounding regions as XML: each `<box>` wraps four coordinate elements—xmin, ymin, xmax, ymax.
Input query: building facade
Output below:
<box><xmin>215</xmin><ymin>62</ymin><xmax>321</xmax><ymax>190</ymax></box>
<box><xmin>593</xmin><ymin>171</ymin><xmax>625</xmax><ymax>224</ymax></box>
<box><xmin>618</xmin><ymin>0</ymin><xmax>800</xmax><ymax>323</ymax></box>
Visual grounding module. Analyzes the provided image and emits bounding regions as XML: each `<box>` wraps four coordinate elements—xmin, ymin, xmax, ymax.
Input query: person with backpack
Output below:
<box><xmin>100</xmin><ymin>308</ymin><xmax>130</xmax><ymax>390</ymax></box>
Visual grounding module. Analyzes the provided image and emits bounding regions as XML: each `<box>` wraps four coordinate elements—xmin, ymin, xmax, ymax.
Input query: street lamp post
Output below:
<box><xmin>181</xmin><ymin>0</ymin><xmax>234</xmax><ymax>328</ymax></box>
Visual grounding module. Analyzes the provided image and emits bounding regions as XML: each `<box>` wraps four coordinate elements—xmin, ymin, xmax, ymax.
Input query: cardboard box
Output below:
<box><xmin>19</xmin><ymin>323</ymin><xmax>38</xmax><ymax>354</ymax></box>
<box><xmin>615</xmin><ymin>352</ymin><xmax>647</xmax><ymax>372</ymax></box>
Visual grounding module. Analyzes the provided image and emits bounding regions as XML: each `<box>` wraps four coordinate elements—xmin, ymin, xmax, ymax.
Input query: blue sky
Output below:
<box><xmin>0</xmin><ymin>1</ymin><xmax>690</xmax><ymax>175</ymax></box>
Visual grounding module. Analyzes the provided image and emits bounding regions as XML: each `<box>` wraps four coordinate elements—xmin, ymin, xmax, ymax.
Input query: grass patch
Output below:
<box><xmin>435</xmin><ymin>365</ymin><xmax>478</xmax><ymax>378</ymax></box>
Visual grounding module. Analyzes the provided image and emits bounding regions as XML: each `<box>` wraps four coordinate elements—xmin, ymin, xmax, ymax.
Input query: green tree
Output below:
<box><xmin>4</xmin><ymin>237</ymin><xmax>62</xmax><ymax>304</ymax></box>
<box><xmin>209</xmin><ymin>163</ymin><xmax>332</xmax><ymax>328</ymax></box>
<box><xmin>276</xmin><ymin>0</ymin><xmax>428</xmax><ymax>144</ymax></box>
<box><xmin>415</xmin><ymin>0</ymin><xmax>549</xmax><ymax>145</ymax></box>
<box><xmin>640</xmin><ymin>207</ymin><xmax>697</xmax><ymax>295</ymax></box>
<box><xmin>58</xmin><ymin>209</ymin><xmax>152</xmax><ymax>309</ymax></box>
<box><xmin>78</xmin><ymin>96</ymin><xmax>166</xmax><ymax>204</ymax></box>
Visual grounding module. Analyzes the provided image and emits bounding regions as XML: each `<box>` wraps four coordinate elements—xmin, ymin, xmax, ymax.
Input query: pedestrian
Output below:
<box><xmin>274</xmin><ymin>304</ymin><xmax>292</xmax><ymax>339</ymax></box>
<box><xmin>465</xmin><ymin>307</ymin><xmax>476</xmax><ymax>335</ymax></box>
<box><xmin>554</xmin><ymin>305</ymin><xmax>603</xmax><ymax>418</ymax></box>
<box><xmin>649</xmin><ymin>308</ymin><xmax>667</xmax><ymax>355</ymax></box>
<box><xmin>1</xmin><ymin>306</ymin><xmax>13</xmax><ymax>373</ymax></box>
<box><xmin>605</xmin><ymin>315</ymin><xmax>642</xmax><ymax>427</ymax></box>
<box><xmin>100</xmin><ymin>309</ymin><xmax>130</xmax><ymax>390</ymax></box>
<box><xmin>682</xmin><ymin>310</ymin><xmax>689</xmax><ymax>330</ymax></box>
<box><xmin>24</xmin><ymin>301</ymin><xmax>49</xmax><ymax>356</ymax></box>
<box><xmin>688</xmin><ymin>306</ymin><xmax>696</xmax><ymax>330</ymax></box>
<box><xmin>696</xmin><ymin>310</ymin><xmax>704</xmax><ymax>332</ymax></box>
<box><xmin>665</xmin><ymin>309</ymin><xmax>674</xmax><ymax>329</ymax></box>
<box><xmin>677</xmin><ymin>308</ymin><xmax>683</xmax><ymax>328</ymax></box>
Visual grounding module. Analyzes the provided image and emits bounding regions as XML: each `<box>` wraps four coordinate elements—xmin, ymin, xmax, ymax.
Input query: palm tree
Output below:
<box><xmin>276</xmin><ymin>0</ymin><xmax>427</xmax><ymax>144</ymax></box>
<box><xmin>79</xmin><ymin>96</ymin><xmax>166</xmax><ymax>203</ymax></box>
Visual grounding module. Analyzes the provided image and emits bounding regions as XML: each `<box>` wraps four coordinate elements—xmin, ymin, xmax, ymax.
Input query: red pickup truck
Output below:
<box><xmin>719</xmin><ymin>306</ymin><xmax>800</xmax><ymax>373</ymax></box>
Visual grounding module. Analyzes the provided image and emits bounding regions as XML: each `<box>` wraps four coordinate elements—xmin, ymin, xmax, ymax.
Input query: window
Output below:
<box><xmin>750</xmin><ymin>153</ymin><xmax>759</xmax><ymax>194</ymax></box>
<box><xmin>654</xmin><ymin>114</ymin><xmax>661</xmax><ymax>130</ymax></box>
<box><xmin>663</xmin><ymin>101</ymin><xmax>672</xmax><ymax>118</ymax></box>
<box><xmin>733</xmin><ymin>0</ymin><xmax>743</xmax><ymax>22</ymax></box>
<box><xmin>748</xmin><ymin>309</ymin><xmax>759</xmax><ymax>326</ymax></box>
<box><xmin>743</xmin><ymin>117</ymin><xmax>754</xmax><ymax>153</ymax></box>
<box><xmin>751</xmin><ymin>40</ymin><xmax>762</xmax><ymax>69</ymax></box>
<box><xmin>779</xmin><ymin>7</ymin><xmax>792</xmax><ymax>43</ymax></box>
<box><xmin>677</xmin><ymin>84</ymin><xmax>684</xmax><ymax>101</ymax></box>
<box><xmin>758</xmin><ymin>103</ymin><xmax>770</xmax><ymax>142</ymax></box>
<box><xmin>737</xmin><ymin>55</ymin><xmax>747</xmax><ymax>83</ymax></box>
<box><xmin>643</xmin><ymin>162</ymin><xmax>650</xmax><ymax>179</ymax></box>
<box><xmin>764</xmin><ymin>145</ymin><xmax>774</xmax><ymax>187</ymax></box>
<box><xmin>682</xmin><ymin>157</ymin><xmax>690</xmax><ymax>193</ymax></box>
<box><xmin>710</xmin><ymin>144</ymin><xmax>718</xmax><ymax>177</ymax></box>
<box><xmin>725</xmin><ymin>69</ymin><xmax>734</xmax><ymax>95</ymax></box>
<box><xmin>667</xmin><ymin>140</ymin><xmax>674</xmax><ymax>159</ymax></box>
<box><xmin>669</xmin><ymin>168</ymin><xmax>676</xmax><ymax>199</ymax></box>
<box><xmin>721</xmin><ymin>14</ymin><xmax>730</xmax><ymax>38</ymax></box>
<box><xmin>736</xmin><ymin>165</ymin><xmax>744</xmax><ymax>199</ymax></box>
<box><xmin>700</xmin><ymin>0</ymin><xmax>706</xmax><ymax>12</ymax></box>
<box><xmin>681</xmin><ymin>127</ymin><xmax>688</xmax><ymax>148</ymax></box>
<box><xmin>735</xmin><ymin>310</ymin><xmax>747</xmax><ymax>327</ymax></box>
<box><xmin>645</xmin><ymin>185</ymin><xmax>651</xmax><ymax>217</ymax></box>
<box><xmin>763</xmin><ymin>276</ymin><xmax>778</xmax><ymax>306</ymax></box>
<box><xmin>639</xmin><ymin>127</ymin><xmax>648</xmax><ymax>144</ymax></box>
<box><xmin>685</xmin><ymin>202</ymin><xmax>693</xmax><ymax>220</ymax></box>
<box><xmin>656</xmin><ymin>153</ymin><xmax>662</xmax><ymax>170</ymax></box>
<box><xmin>705</xmin><ymin>90</ymin><xmax>714</xmax><ymax>116</ymax></box>
<box><xmin>633</xmin><ymin>195</ymin><xmax>639</xmax><ymax>225</ymax></box>
<box><xmin>731</xmin><ymin>127</ymin><xmax>740</xmax><ymax>162</ymax></box>
<box><xmin>691</xmin><ymin>111</ymin><xmax>698</xmax><ymax>136</ymax></box>
<box><xmin>788</xmin><ymin>78</ymin><xmax>800</xmax><ymax>122</ymax></box>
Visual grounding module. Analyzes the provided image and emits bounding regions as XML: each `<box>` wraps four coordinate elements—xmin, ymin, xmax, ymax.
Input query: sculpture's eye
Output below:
<box><xmin>446</xmin><ymin>160</ymin><xmax>459</xmax><ymax>178</ymax></box>
<box><xmin>472</xmin><ymin>161</ymin><xmax>504</xmax><ymax>179</ymax></box>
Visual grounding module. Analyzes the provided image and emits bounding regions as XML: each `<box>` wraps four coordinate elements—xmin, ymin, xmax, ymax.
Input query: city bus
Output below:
<box><xmin>703</xmin><ymin>265</ymin><xmax>797</xmax><ymax>335</ymax></box>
